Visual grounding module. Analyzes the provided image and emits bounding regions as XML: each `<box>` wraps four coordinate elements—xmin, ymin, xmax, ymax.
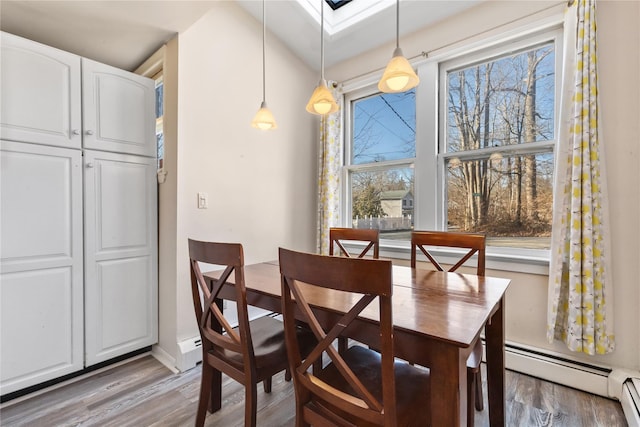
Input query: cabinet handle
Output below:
<box><xmin>86</xmin><ymin>162</ymin><xmax>94</xmax><ymax>168</ymax></box>
<box><xmin>86</xmin><ymin>130</ymin><xmax>94</xmax><ymax>135</ymax></box>
<box><xmin>73</xmin><ymin>129</ymin><xmax>81</xmax><ymax>135</ymax></box>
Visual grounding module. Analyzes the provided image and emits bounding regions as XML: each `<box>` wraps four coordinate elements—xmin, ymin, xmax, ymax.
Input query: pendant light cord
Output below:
<box><xmin>395</xmin><ymin>0</ymin><xmax>400</xmax><ymax>49</ymax></box>
<box><xmin>262</xmin><ymin>0</ymin><xmax>266</xmax><ymax>103</ymax></box>
<box><xmin>320</xmin><ymin>0</ymin><xmax>325</xmax><ymax>81</ymax></box>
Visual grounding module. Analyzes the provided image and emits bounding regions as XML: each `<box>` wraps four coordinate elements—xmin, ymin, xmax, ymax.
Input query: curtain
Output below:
<box><xmin>547</xmin><ymin>0</ymin><xmax>614</xmax><ymax>355</ymax></box>
<box><xmin>316</xmin><ymin>83</ymin><xmax>343</xmax><ymax>255</ymax></box>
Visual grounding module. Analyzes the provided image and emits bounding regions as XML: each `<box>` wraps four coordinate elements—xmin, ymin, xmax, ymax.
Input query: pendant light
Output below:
<box><xmin>378</xmin><ymin>0</ymin><xmax>419</xmax><ymax>93</ymax></box>
<box><xmin>306</xmin><ymin>0</ymin><xmax>339</xmax><ymax>115</ymax></box>
<box><xmin>251</xmin><ymin>0</ymin><xmax>277</xmax><ymax>130</ymax></box>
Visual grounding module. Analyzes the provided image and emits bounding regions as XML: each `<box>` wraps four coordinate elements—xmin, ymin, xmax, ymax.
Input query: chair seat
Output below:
<box><xmin>210</xmin><ymin>316</ymin><xmax>316</xmax><ymax>372</ymax></box>
<box><xmin>316</xmin><ymin>345</ymin><xmax>431</xmax><ymax>427</ymax></box>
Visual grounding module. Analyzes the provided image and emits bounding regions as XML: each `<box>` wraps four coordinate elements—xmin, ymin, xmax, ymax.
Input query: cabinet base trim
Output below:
<box><xmin>0</xmin><ymin>347</ymin><xmax>151</xmax><ymax>405</ymax></box>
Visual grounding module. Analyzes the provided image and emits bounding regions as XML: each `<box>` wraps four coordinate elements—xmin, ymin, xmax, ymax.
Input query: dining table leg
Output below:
<box><xmin>428</xmin><ymin>340</ymin><xmax>468</xmax><ymax>427</ymax></box>
<box><xmin>485</xmin><ymin>296</ymin><xmax>506</xmax><ymax>426</ymax></box>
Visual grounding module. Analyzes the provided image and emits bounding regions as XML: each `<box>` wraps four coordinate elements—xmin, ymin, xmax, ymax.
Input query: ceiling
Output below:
<box><xmin>0</xmin><ymin>0</ymin><xmax>481</xmax><ymax>72</ymax></box>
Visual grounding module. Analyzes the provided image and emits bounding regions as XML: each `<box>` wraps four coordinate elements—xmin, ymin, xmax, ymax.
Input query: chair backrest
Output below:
<box><xmin>329</xmin><ymin>227</ymin><xmax>380</xmax><ymax>259</ymax></box>
<box><xmin>279</xmin><ymin>247</ymin><xmax>396</xmax><ymax>426</ymax></box>
<box><xmin>188</xmin><ymin>239</ymin><xmax>255</xmax><ymax>375</ymax></box>
<box><xmin>410</xmin><ymin>231</ymin><xmax>486</xmax><ymax>275</ymax></box>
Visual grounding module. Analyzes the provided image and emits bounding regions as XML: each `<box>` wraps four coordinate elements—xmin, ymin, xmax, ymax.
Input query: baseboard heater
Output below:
<box><xmin>177</xmin><ymin>337</ymin><xmax>202</xmax><ymax>372</ymax></box>
<box><xmin>621</xmin><ymin>378</ymin><xmax>640</xmax><ymax>427</ymax></box>
<box><xmin>503</xmin><ymin>341</ymin><xmax>640</xmax><ymax>426</ymax></box>
<box><xmin>504</xmin><ymin>341</ymin><xmax>612</xmax><ymax>396</ymax></box>
<box><xmin>176</xmin><ymin>312</ymin><xmax>279</xmax><ymax>372</ymax></box>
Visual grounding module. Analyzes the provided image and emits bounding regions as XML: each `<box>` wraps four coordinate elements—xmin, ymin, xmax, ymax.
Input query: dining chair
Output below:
<box><xmin>188</xmin><ymin>239</ymin><xmax>315</xmax><ymax>427</ymax></box>
<box><xmin>410</xmin><ymin>230</ymin><xmax>486</xmax><ymax>427</ymax></box>
<box><xmin>329</xmin><ymin>227</ymin><xmax>380</xmax><ymax>354</ymax></box>
<box><xmin>329</xmin><ymin>227</ymin><xmax>380</xmax><ymax>259</ymax></box>
<box><xmin>279</xmin><ymin>247</ymin><xmax>431</xmax><ymax>427</ymax></box>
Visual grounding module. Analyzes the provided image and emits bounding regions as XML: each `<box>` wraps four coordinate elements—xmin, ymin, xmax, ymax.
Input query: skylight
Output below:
<box><xmin>325</xmin><ymin>0</ymin><xmax>353</xmax><ymax>11</ymax></box>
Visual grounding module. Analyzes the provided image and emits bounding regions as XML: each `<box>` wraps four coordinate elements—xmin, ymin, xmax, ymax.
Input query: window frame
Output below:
<box><xmin>340</xmin><ymin>22</ymin><xmax>564</xmax><ymax>273</ymax></box>
<box><xmin>342</xmin><ymin>86</ymin><xmax>417</xmax><ymax>229</ymax></box>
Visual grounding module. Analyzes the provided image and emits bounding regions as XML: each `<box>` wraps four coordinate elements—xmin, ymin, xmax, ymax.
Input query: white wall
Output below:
<box><xmin>329</xmin><ymin>0</ymin><xmax>640</xmax><ymax>373</ymax></box>
<box><xmin>171</xmin><ymin>2</ymin><xmax>318</xmax><ymax>349</ymax></box>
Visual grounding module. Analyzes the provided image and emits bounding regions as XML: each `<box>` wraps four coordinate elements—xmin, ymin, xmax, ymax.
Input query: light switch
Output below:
<box><xmin>197</xmin><ymin>192</ymin><xmax>208</xmax><ymax>209</ymax></box>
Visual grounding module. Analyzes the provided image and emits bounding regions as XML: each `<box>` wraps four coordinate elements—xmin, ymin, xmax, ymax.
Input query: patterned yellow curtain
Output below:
<box><xmin>547</xmin><ymin>0</ymin><xmax>614</xmax><ymax>354</ymax></box>
<box><xmin>316</xmin><ymin>83</ymin><xmax>343</xmax><ymax>254</ymax></box>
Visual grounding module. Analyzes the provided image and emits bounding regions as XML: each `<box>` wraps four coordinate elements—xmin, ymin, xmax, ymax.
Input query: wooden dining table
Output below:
<box><xmin>205</xmin><ymin>260</ymin><xmax>510</xmax><ymax>427</ymax></box>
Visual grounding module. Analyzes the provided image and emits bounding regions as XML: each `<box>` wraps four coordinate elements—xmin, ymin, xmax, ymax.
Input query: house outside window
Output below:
<box><xmin>343</xmin><ymin>26</ymin><xmax>562</xmax><ymax>258</ymax></box>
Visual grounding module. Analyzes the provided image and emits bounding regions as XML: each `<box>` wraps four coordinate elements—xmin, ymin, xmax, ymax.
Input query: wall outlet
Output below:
<box><xmin>197</xmin><ymin>192</ymin><xmax>208</xmax><ymax>209</ymax></box>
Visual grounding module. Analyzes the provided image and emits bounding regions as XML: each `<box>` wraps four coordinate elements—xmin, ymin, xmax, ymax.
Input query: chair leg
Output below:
<box><xmin>196</xmin><ymin>364</ymin><xmax>213</xmax><ymax>427</ymax></box>
<box><xmin>474</xmin><ymin>369</ymin><xmax>484</xmax><ymax>411</ymax></box>
<box><xmin>246</xmin><ymin>382</ymin><xmax>258</xmax><ymax>427</ymax></box>
<box><xmin>467</xmin><ymin>368</ymin><xmax>475</xmax><ymax>427</ymax></box>
<box><xmin>263</xmin><ymin>376</ymin><xmax>272</xmax><ymax>393</ymax></box>
<box><xmin>208</xmin><ymin>367</ymin><xmax>222</xmax><ymax>413</ymax></box>
<box><xmin>285</xmin><ymin>368</ymin><xmax>292</xmax><ymax>382</ymax></box>
<box><xmin>338</xmin><ymin>336</ymin><xmax>348</xmax><ymax>354</ymax></box>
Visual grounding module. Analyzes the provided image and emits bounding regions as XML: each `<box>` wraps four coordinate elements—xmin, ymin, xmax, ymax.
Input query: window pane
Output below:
<box><xmin>352</xmin><ymin>90</ymin><xmax>416</xmax><ymax>165</ymax></box>
<box><xmin>446</xmin><ymin>43</ymin><xmax>555</xmax><ymax>153</ymax></box>
<box><xmin>155</xmin><ymin>75</ymin><xmax>164</xmax><ymax>169</ymax></box>
<box><xmin>350</xmin><ymin>167</ymin><xmax>414</xmax><ymax>240</ymax></box>
<box><xmin>446</xmin><ymin>152</ymin><xmax>553</xmax><ymax>249</ymax></box>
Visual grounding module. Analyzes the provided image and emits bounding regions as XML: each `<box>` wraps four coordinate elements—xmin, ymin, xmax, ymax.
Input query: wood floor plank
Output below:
<box><xmin>0</xmin><ymin>355</ymin><xmax>628</xmax><ymax>427</ymax></box>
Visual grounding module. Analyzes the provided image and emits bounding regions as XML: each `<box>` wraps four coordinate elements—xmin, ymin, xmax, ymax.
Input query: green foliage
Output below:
<box><xmin>352</xmin><ymin>184</ymin><xmax>384</xmax><ymax>218</ymax></box>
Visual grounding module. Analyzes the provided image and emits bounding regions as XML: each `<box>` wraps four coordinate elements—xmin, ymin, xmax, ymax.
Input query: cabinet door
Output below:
<box><xmin>82</xmin><ymin>59</ymin><xmax>156</xmax><ymax>157</ymax></box>
<box><xmin>0</xmin><ymin>32</ymin><xmax>82</xmax><ymax>149</ymax></box>
<box><xmin>0</xmin><ymin>141</ymin><xmax>84</xmax><ymax>395</ymax></box>
<box><xmin>83</xmin><ymin>150</ymin><xmax>158</xmax><ymax>365</ymax></box>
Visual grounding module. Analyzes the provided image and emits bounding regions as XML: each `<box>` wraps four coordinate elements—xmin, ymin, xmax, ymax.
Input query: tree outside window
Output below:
<box><xmin>343</xmin><ymin>29</ymin><xmax>560</xmax><ymax>253</ymax></box>
<box><xmin>443</xmin><ymin>42</ymin><xmax>555</xmax><ymax>248</ymax></box>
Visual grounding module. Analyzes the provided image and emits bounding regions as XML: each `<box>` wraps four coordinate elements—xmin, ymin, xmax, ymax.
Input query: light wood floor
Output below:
<box><xmin>0</xmin><ymin>355</ymin><xmax>627</xmax><ymax>427</ymax></box>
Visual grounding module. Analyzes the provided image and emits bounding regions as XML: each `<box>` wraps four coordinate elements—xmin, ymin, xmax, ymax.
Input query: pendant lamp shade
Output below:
<box><xmin>252</xmin><ymin>0</ymin><xmax>277</xmax><ymax>130</ymax></box>
<box><xmin>251</xmin><ymin>101</ymin><xmax>277</xmax><ymax>130</ymax></box>
<box><xmin>306</xmin><ymin>0</ymin><xmax>339</xmax><ymax>115</ymax></box>
<box><xmin>378</xmin><ymin>0</ymin><xmax>419</xmax><ymax>93</ymax></box>
<box><xmin>306</xmin><ymin>79</ymin><xmax>339</xmax><ymax>115</ymax></box>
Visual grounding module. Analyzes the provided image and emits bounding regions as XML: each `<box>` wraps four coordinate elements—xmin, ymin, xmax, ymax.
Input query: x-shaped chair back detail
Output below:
<box><xmin>329</xmin><ymin>227</ymin><xmax>380</xmax><ymax>259</ymax></box>
<box><xmin>279</xmin><ymin>248</ymin><xmax>396</xmax><ymax>426</ymax></box>
<box><xmin>410</xmin><ymin>231</ymin><xmax>486</xmax><ymax>275</ymax></box>
<box><xmin>188</xmin><ymin>240</ymin><xmax>255</xmax><ymax>377</ymax></box>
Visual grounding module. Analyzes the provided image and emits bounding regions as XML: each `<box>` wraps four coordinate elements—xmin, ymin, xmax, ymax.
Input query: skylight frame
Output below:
<box><xmin>324</xmin><ymin>0</ymin><xmax>352</xmax><ymax>11</ymax></box>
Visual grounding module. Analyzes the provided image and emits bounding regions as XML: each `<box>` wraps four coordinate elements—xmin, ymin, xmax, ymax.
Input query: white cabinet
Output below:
<box><xmin>0</xmin><ymin>32</ymin><xmax>157</xmax><ymax>395</ymax></box>
<box><xmin>82</xmin><ymin>59</ymin><xmax>156</xmax><ymax>157</ymax></box>
<box><xmin>0</xmin><ymin>141</ymin><xmax>84</xmax><ymax>394</ymax></box>
<box><xmin>0</xmin><ymin>32</ymin><xmax>82</xmax><ymax>149</ymax></box>
<box><xmin>84</xmin><ymin>150</ymin><xmax>158</xmax><ymax>365</ymax></box>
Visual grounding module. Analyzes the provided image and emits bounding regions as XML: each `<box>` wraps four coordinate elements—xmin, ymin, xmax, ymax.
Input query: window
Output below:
<box><xmin>153</xmin><ymin>72</ymin><xmax>164</xmax><ymax>171</ymax></box>
<box><xmin>440</xmin><ymin>40</ymin><xmax>557</xmax><ymax>250</ymax></box>
<box><xmin>344</xmin><ymin>90</ymin><xmax>416</xmax><ymax>240</ymax></box>
<box><xmin>343</xmin><ymin>27</ymin><xmax>562</xmax><ymax>257</ymax></box>
<box><xmin>325</xmin><ymin>0</ymin><xmax>352</xmax><ymax>10</ymax></box>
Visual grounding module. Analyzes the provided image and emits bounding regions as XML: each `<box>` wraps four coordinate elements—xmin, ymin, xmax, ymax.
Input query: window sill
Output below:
<box><xmin>343</xmin><ymin>241</ymin><xmax>551</xmax><ymax>276</ymax></box>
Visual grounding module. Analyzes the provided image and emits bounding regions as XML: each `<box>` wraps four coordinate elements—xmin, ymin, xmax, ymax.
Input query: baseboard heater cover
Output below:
<box><xmin>620</xmin><ymin>378</ymin><xmax>640</xmax><ymax>426</ymax></box>
<box><xmin>177</xmin><ymin>337</ymin><xmax>202</xmax><ymax>372</ymax></box>
<box><xmin>504</xmin><ymin>342</ymin><xmax>611</xmax><ymax>397</ymax></box>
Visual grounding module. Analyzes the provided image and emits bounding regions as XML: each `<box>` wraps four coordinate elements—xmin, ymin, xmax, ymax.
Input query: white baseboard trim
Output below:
<box><xmin>151</xmin><ymin>345</ymin><xmax>179</xmax><ymax>374</ymax></box>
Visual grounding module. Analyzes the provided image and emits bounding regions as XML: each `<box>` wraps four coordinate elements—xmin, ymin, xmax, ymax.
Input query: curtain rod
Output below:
<box><xmin>406</xmin><ymin>1</ymin><xmax>565</xmax><ymax>62</ymax></box>
<box><xmin>337</xmin><ymin>1</ymin><xmax>565</xmax><ymax>87</ymax></box>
